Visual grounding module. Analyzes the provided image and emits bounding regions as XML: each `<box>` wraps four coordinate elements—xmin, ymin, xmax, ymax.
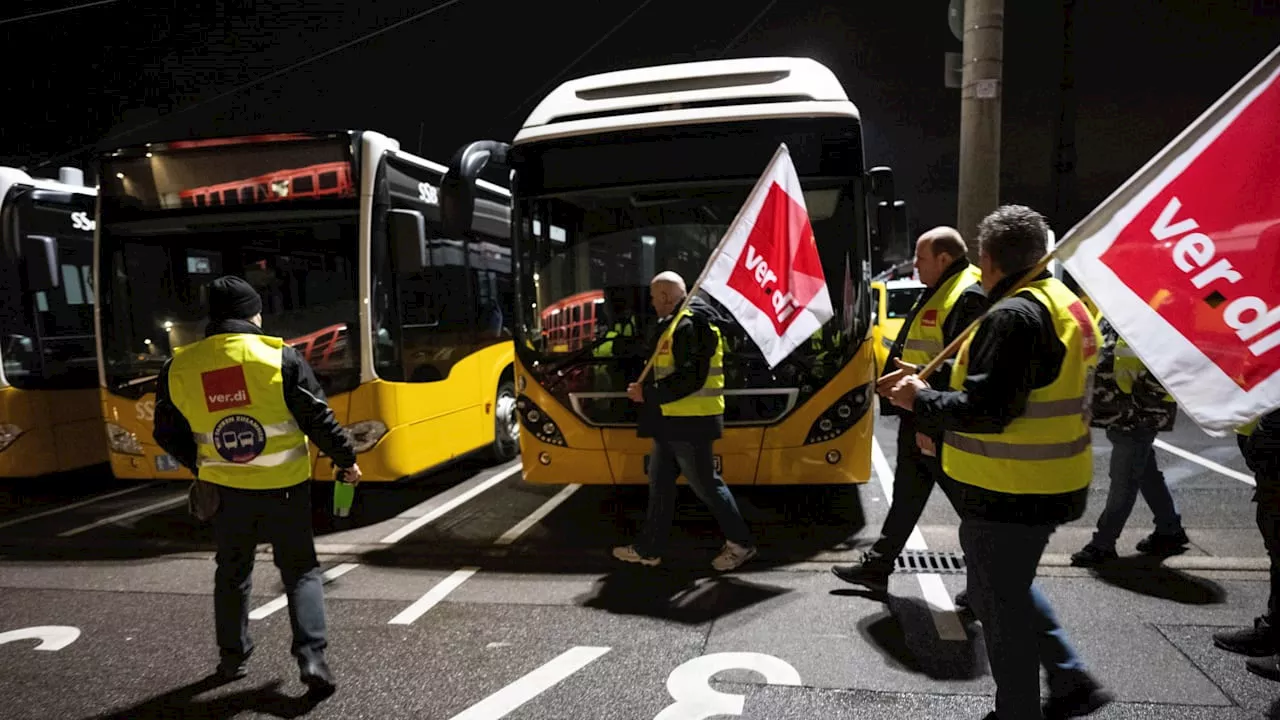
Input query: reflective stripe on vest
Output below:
<box><xmin>900</xmin><ymin>264</ymin><xmax>983</xmax><ymax>367</ymax></box>
<box><xmin>653</xmin><ymin>309</ymin><xmax>725</xmax><ymax>417</ymax></box>
<box><xmin>943</xmin><ymin>278</ymin><xmax>1101</xmax><ymax>495</ymax></box>
<box><xmin>168</xmin><ymin>333</ymin><xmax>311</xmax><ymax>489</ymax></box>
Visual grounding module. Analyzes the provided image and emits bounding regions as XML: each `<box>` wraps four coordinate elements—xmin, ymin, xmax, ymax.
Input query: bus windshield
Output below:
<box><xmin>98</xmin><ymin>218</ymin><xmax>361</xmax><ymax>397</ymax></box>
<box><xmin>509</xmin><ymin>117</ymin><xmax>871</xmax><ymax>425</ymax></box>
<box><xmin>0</xmin><ymin>189</ymin><xmax>97</xmax><ymax>390</ymax></box>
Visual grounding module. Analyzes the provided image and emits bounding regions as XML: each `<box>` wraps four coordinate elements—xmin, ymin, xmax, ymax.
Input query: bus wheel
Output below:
<box><xmin>490</xmin><ymin>379</ymin><xmax>520</xmax><ymax>462</ymax></box>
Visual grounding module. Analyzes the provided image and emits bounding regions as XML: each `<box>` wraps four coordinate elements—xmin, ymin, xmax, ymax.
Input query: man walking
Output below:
<box><xmin>883</xmin><ymin>206</ymin><xmax>1112</xmax><ymax>719</ymax></box>
<box><xmin>612</xmin><ymin>271</ymin><xmax>757</xmax><ymax>571</ymax></box>
<box><xmin>832</xmin><ymin>226</ymin><xmax>986</xmax><ymax>593</ymax></box>
<box><xmin>153</xmin><ymin>276</ymin><xmax>360</xmax><ymax>696</ymax></box>
<box><xmin>1071</xmin><ymin>315</ymin><xmax>1189</xmax><ymax>566</ymax></box>
<box><xmin>1213</xmin><ymin>408</ymin><xmax>1280</xmax><ymax>680</ymax></box>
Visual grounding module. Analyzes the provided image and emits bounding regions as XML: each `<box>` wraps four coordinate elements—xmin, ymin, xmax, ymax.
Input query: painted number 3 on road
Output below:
<box><xmin>449</xmin><ymin>647</ymin><xmax>800</xmax><ymax>720</ymax></box>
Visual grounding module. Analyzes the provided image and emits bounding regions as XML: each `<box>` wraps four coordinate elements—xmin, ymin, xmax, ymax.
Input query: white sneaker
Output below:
<box><xmin>712</xmin><ymin>541</ymin><xmax>758</xmax><ymax>571</ymax></box>
<box><xmin>612</xmin><ymin>545</ymin><xmax>661</xmax><ymax>566</ymax></box>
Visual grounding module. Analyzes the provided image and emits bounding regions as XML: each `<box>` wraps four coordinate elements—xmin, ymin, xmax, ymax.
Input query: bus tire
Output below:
<box><xmin>489</xmin><ymin>378</ymin><xmax>521</xmax><ymax>462</ymax></box>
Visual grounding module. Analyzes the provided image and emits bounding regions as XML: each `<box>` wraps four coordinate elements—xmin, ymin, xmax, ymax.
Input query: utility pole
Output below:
<box><xmin>956</xmin><ymin>0</ymin><xmax>1005</xmax><ymax>257</ymax></box>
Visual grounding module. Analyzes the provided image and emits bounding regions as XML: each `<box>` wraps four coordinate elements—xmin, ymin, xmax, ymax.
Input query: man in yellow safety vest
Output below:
<box><xmin>153</xmin><ymin>276</ymin><xmax>359</xmax><ymax>696</ymax></box>
<box><xmin>613</xmin><ymin>271</ymin><xmax>757</xmax><ymax>572</ymax></box>
<box><xmin>832</xmin><ymin>226</ymin><xmax>986</xmax><ymax>594</ymax></box>
<box><xmin>881</xmin><ymin>206</ymin><xmax>1113</xmax><ymax>720</ymax></box>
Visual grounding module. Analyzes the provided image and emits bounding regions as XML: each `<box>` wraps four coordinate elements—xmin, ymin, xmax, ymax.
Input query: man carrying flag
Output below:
<box><xmin>882</xmin><ymin>206</ymin><xmax>1113</xmax><ymax>720</ymax></box>
<box><xmin>612</xmin><ymin>143</ymin><xmax>832</xmax><ymax>571</ymax></box>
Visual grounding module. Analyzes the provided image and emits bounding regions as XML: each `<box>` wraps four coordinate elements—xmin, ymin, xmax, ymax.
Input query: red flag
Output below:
<box><xmin>700</xmin><ymin>145</ymin><xmax>833</xmax><ymax>367</ymax></box>
<box><xmin>1060</xmin><ymin>45</ymin><xmax>1280</xmax><ymax>433</ymax></box>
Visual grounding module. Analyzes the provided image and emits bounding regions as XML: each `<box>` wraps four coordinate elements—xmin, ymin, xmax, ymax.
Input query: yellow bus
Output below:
<box><xmin>438</xmin><ymin>57</ymin><xmax>910</xmax><ymax>486</ymax></box>
<box><xmin>870</xmin><ymin>279</ymin><xmax>926</xmax><ymax>374</ymax></box>
<box><xmin>92</xmin><ymin>131</ymin><xmax>519</xmax><ymax>482</ymax></box>
<box><xmin>0</xmin><ymin>167</ymin><xmax>107</xmax><ymax>477</ymax></box>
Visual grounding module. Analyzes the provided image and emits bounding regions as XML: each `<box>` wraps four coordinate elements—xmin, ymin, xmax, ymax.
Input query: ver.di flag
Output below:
<box><xmin>699</xmin><ymin>144</ymin><xmax>833</xmax><ymax>367</ymax></box>
<box><xmin>1057</xmin><ymin>44</ymin><xmax>1280</xmax><ymax>434</ymax></box>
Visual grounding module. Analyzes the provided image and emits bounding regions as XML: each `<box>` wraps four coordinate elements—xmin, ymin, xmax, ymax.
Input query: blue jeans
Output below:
<box><xmin>1090</xmin><ymin>428</ymin><xmax>1183</xmax><ymax>551</ymax></box>
<box><xmin>634</xmin><ymin>438</ymin><xmax>754</xmax><ymax>557</ymax></box>
<box><xmin>213</xmin><ymin>482</ymin><xmax>327</xmax><ymax>669</ymax></box>
<box><xmin>960</xmin><ymin>516</ymin><xmax>1092</xmax><ymax>719</ymax></box>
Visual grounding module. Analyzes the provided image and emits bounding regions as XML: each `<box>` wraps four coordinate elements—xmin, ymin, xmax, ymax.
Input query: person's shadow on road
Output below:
<box><xmin>80</xmin><ymin>673</ymin><xmax>331</xmax><ymax>720</ymax></box>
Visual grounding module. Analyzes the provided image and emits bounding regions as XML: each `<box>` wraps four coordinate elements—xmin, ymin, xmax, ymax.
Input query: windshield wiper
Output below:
<box><xmin>113</xmin><ymin>373</ymin><xmax>159</xmax><ymax>390</ymax></box>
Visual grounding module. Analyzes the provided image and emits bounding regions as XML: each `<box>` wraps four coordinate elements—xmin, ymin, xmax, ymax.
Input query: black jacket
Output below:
<box><xmin>153</xmin><ymin>319</ymin><xmax>357</xmax><ymax>475</ymax></box>
<box><xmin>913</xmin><ymin>271</ymin><xmax>1089</xmax><ymax>526</ymax></box>
<box><xmin>1243</xmin><ymin>408</ymin><xmax>1280</xmax><ymax>484</ymax></box>
<box><xmin>882</xmin><ymin>257</ymin><xmax>989</xmax><ymax>418</ymax></box>
<box><xmin>637</xmin><ymin>296</ymin><xmax>729</xmax><ymax>441</ymax></box>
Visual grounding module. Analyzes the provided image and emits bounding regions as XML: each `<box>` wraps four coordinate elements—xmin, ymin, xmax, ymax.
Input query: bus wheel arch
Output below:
<box><xmin>489</xmin><ymin>366</ymin><xmax>520</xmax><ymax>462</ymax></box>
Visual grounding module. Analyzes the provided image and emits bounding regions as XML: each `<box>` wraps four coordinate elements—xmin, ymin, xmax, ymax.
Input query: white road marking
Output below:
<box><xmin>446</xmin><ymin>645</ymin><xmax>611</xmax><ymax>720</ymax></box>
<box><xmin>379</xmin><ymin>462</ymin><xmax>523</xmax><ymax>543</ymax></box>
<box><xmin>388</xmin><ymin>567</ymin><xmax>479</xmax><ymax>625</ymax></box>
<box><xmin>493</xmin><ymin>484</ymin><xmax>581</xmax><ymax>546</ymax></box>
<box><xmin>0</xmin><ymin>485</ymin><xmax>149</xmax><ymax>531</ymax></box>
<box><xmin>56</xmin><ymin>494</ymin><xmax>186</xmax><ymax>537</ymax></box>
<box><xmin>249</xmin><ymin>562</ymin><xmax>359</xmax><ymax>620</ymax></box>
<box><xmin>871</xmin><ymin>438</ymin><xmax>967</xmax><ymax>642</ymax></box>
<box><xmin>0</xmin><ymin>625</ymin><xmax>81</xmax><ymax>651</ymax></box>
<box><xmin>1154</xmin><ymin>438</ymin><xmax>1255</xmax><ymax>486</ymax></box>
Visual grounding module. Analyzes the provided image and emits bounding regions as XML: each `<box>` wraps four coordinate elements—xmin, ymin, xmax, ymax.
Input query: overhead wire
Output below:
<box><xmin>0</xmin><ymin>0</ymin><xmax>121</xmax><ymax>27</ymax></box>
<box><xmin>504</xmin><ymin>0</ymin><xmax>657</xmax><ymax>122</ymax></box>
<box><xmin>32</xmin><ymin>0</ymin><xmax>471</xmax><ymax>171</ymax></box>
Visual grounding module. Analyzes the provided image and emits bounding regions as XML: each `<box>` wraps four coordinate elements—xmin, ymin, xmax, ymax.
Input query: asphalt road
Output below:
<box><xmin>0</xmin><ymin>411</ymin><xmax>1275</xmax><ymax>719</ymax></box>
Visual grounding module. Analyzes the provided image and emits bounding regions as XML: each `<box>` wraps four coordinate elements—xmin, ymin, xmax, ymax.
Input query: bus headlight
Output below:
<box><xmin>515</xmin><ymin>395</ymin><xmax>566</xmax><ymax>446</ymax></box>
<box><xmin>106</xmin><ymin>423</ymin><xmax>144</xmax><ymax>455</ymax></box>
<box><xmin>345</xmin><ymin>420</ymin><xmax>389</xmax><ymax>453</ymax></box>
<box><xmin>804</xmin><ymin>383</ymin><xmax>872</xmax><ymax>445</ymax></box>
<box><xmin>0</xmin><ymin>424</ymin><xmax>23</xmax><ymax>453</ymax></box>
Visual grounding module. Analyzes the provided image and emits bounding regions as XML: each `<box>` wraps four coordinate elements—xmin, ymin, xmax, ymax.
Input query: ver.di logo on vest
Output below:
<box><xmin>202</xmin><ymin>366</ymin><xmax>252</xmax><ymax>412</ymax></box>
<box><xmin>213</xmin><ymin>415</ymin><xmax>267</xmax><ymax>463</ymax></box>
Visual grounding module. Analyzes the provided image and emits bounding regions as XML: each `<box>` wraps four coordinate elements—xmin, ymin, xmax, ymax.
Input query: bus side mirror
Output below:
<box><xmin>440</xmin><ymin>140</ymin><xmax>510</xmax><ymax>238</ymax></box>
<box><xmin>868</xmin><ymin>166</ymin><xmax>895</xmax><ymax>202</ymax></box>
<box><xmin>876</xmin><ymin>200</ymin><xmax>910</xmax><ymax>266</ymax></box>
<box><xmin>389</xmin><ymin>209</ymin><xmax>427</xmax><ymax>273</ymax></box>
<box><xmin>21</xmin><ymin>235</ymin><xmax>59</xmax><ymax>292</ymax></box>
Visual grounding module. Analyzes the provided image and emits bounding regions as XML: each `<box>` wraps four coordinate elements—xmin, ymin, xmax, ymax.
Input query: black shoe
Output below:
<box><xmin>1069</xmin><ymin>545</ymin><xmax>1118</xmax><ymax>567</ymax></box>
<box><xmin>1135</xmin><ymin>530</ymin><xmax>1190</xmax><ymax>555</ymax></box>
<box><xmin>1043</xmin><ymin>680</ymin><xmax>1115</xmax><ymax>719</ymax></box>
<box><xmin>1246</xmin><ymin>654</ymin><xmax>1280</xmax><ymax>682</ymax></box>
<box><xmin>300</xmin><ymin>658</ymin><xmax>336</xmax><ymax>697</ymax></box>
<box><xmin>954</xmin><ymin>588</ymin><xmax>970</xmax><ymax>610</ymax></box>
<box><xmin>1214</xmin><ymin>617</ymin><xmax>1277</xmax><ymax>657</ymax></box>
<box><xmin>215</xmin><ymin>659</ymin><xmax>248</xmax><ymax>681</ymax></box>
<box><xmin>831</xmin><ymin>552</ymin><xmax>892</xmax><ymax>592</ymax></box>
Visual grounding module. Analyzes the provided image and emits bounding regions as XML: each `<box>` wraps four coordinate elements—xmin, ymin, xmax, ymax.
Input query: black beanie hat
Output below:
<box><xmin>207</xmin><ymin>276</ymin><xmax>263</xmax><ymax>321</ymax></box>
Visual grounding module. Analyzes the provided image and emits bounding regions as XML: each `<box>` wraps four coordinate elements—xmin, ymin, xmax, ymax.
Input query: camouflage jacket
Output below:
<box><xmin>1089</xmin><ymin>318</ymin><xmax>1177</xmax><ymax>433</ymax></box>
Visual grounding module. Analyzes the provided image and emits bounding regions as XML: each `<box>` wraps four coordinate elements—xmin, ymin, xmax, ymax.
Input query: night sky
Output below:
<box><xmin>4</xmin><ymin>0</ymin><xmax>1279</xmax><ymax>235</ymax></box>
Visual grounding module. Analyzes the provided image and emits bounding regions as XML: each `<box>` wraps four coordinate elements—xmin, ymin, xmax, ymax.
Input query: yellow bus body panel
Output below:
<box><xmin>0</xmin><ymin>386</ymin><xmax>108</xmax><ymax>477</ymax></box>
<box><xmin>102</xmin><ymin>342</ymin><xmax>514</xmax><ymax>482</ymax></box>
<box><xmin>515</xmin><ymin>339</ymin><xmax>875</xmax><ymax>486</ymax></box>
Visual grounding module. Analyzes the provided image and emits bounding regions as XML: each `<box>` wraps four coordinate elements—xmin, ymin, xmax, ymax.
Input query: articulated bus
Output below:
<box><xmin>0</xmin><ymin>167</ymin><xmax>107</xmax><ymax>477</ymax></box>
<box><xmin>93</xmin><ymin>131</ymin><xmax>519</xmax><ymax>482</ymax></box>
<box><xmin>438</xmin><ymin>57</ymin><xmax>909</xmax><ymax>486</ymax></box>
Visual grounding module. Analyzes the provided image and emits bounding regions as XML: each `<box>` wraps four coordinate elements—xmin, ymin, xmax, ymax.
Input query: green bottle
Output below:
<box><xmin>333</xmin><ymin>470</ymin><xmax>355</xmax><ymax>517</ymax></box>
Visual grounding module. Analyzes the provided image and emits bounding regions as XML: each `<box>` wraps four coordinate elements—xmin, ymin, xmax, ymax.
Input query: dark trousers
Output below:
<box><xmin>865</xmin><ymin>419</ymin><xmax>948</xmax><ymax>567</ymax></box>
<box><xmin>960</xmin><ymin>516</ymin><xmax>1090</xmax><ymax>720</ymax></box>
<box><xmin>1090</xmin><ymin>427</ymin><xmax>1184</xmax><ymax>551</ymax></box>
<box><xmin>1242</xmin><ymin>435</ymin><xmax>1280</xmax><ymax>619</ymax></box>
<box><xmin>213</xmin><ymin>482</ymin><xmax>327</xmax><ymax>668</ymax></box>
<box><xmin>635</xmin><ymin>437</ymin><xmax>754</xmax><ymax>557</ymax></box>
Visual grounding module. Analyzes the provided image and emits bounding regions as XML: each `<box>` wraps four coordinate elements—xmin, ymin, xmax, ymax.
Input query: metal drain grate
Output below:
<box><xmin>895</xmin><ymin>550</ymin><xmax>966</xmax><ymax>574</ymax></box>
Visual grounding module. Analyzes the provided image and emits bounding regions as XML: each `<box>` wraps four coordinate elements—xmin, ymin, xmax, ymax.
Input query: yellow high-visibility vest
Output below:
<box><xmin>593</xmin><ymin>321</ymin><xmax>636</xmax><ymax>358</ymax></box>
<box><xmin>1238</xmin><ymin>419</ymin><xmax>1259</xmax><ymax>437</ymax></box>
<box><xmin>1113</xmin><ymin>336</ymin><xmax>1173</xmax><ymax>401</ymax></box>
<box><xmin>653</xmin><ymin>309</ymin><xmax>725</xmax><ymax>417</ymax></box>
<box><xmin>943</xmin><ymin>278</ymin><xmax>1102</xmax><ymax>495</ymax></box>
<box><xmin>900</xmin><ymin>264</ymin><xmax>983</xmax><ymax>367</ymax></box>
<box><xmin>168</xmin><ymin>333</ymin><xmax>311</xmax><ymax>489</ymax></box>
